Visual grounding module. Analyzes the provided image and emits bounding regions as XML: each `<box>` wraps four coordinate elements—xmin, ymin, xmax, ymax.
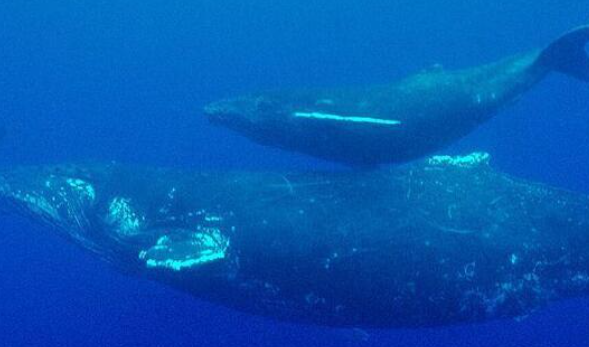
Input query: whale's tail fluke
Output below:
<box><xmin>538</xmin><ymin>25</ymin><xmax>589</xmax><ymax>82</ymax></box>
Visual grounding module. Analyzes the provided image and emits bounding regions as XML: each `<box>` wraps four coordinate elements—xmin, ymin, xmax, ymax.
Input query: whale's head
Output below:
<box><xmin>203</xmin><ymin>93</ymin><xmax>298</xmax><ymax>145</ymax></box>
<box><xmin>0</xmin><ymin>165</ymin><xmax>232</xmax><ymax>275</ymax></box>
<box><xmin>0</xmin><ymin>165</ymin><xmax>116</xmax><ymax>259</ymax></box>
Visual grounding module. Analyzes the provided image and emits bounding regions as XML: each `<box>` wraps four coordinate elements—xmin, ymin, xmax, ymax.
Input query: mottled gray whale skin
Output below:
<box><xmin>205</xmin><ymin>26</ymin><xmax>589</xmax><ymax>166</ymax></box>
<box><xmin>2</xmin><ymin>154</ymin><xmax>589</xmax><ymax>328</ymax></box>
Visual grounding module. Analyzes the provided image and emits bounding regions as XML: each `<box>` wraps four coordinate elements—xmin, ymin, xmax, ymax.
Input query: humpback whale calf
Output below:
<box><xmin>205</xmin><ymin>26</ymin><xmax>589</xmax><ymax>166</ymax></box>
<box><xmin>2</xmin><ymin>153</ymin><xmax>589</xmax><ymax>328</ymax></box>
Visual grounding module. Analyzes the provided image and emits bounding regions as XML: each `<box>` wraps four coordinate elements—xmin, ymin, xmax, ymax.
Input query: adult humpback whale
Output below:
<box><xmin>205</xmin><ymin>26</ymin><xmax>589</xmax><ymax>166</ymax></box>
<box><xmin>2</xmin><ymin>153</ymin><xmax>589</xmax><ymax>328</ymax></box>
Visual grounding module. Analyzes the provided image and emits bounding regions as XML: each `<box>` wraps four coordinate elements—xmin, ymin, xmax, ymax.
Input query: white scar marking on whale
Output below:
<box><xmin>293</xmin><ymin>112</ymin><xmax>401</xmax><ymax>126</ymax></box>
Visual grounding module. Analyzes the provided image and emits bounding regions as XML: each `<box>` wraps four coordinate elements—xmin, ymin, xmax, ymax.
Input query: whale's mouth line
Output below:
<box><xmin>293</xmin><ymin>112</ymin><xmax>401</xmax><ymax>126</ymax></box>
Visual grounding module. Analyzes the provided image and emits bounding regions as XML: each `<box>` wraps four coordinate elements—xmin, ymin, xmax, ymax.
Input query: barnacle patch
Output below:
<box><xmin>106</xmin><ymin>197</ymin><xmax>144</xmax><ymax>237</ymax></box>
<box><xmin>139</xmin><ymin>227</ymin><xmax>229</xmax><ymax>271</ymax></box>
<box><xmin>15</xmin><ymin>191</ymin><xmax>60</xmax><ymax>221</ymax></box>
<box><xmin>5</xmin><ymin>176</ymin><xmax>97</xmax><ymax>223</ymax></box>
<box><xmin>65</xmin><ymin>178</ymin><xmax>96</xmax><ymax>201</ymax></box>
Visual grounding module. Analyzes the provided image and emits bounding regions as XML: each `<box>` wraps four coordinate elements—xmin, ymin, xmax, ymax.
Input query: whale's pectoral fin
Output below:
<box><xmin>292</xmin><ymin>112</ymin><xmax>401</xmax><ymax>126</ymax></box>
<box><xmin>539</xmin><ymin>25</ymin><xmax>589</xmax><ymax>82</ymax></box>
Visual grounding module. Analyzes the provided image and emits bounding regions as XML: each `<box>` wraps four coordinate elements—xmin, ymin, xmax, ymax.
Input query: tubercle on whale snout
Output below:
<box><xmin>0</xmin><ymin>170</ymin><xmax>107</xmax><ymax>255</ymax></box>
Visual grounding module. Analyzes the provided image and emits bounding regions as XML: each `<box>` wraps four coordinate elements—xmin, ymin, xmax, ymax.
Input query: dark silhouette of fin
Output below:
<box><xmin>538</xmin><ymin>25</ymin><xmax>589</xmax><ymax>81</ymax></box>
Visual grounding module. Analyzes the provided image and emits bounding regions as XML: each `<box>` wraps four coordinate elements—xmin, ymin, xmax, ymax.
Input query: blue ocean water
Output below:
<box><xmin>1</xmin><ymin>0</ymin><xmax>589</xmax><ymax>346</ymax></box>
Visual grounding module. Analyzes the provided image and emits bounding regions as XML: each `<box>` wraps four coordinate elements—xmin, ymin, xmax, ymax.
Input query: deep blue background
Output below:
<box><xmin>1</xmin><ymin>1</ymin><xmax>589</xmax><ymax>346</ymax></box>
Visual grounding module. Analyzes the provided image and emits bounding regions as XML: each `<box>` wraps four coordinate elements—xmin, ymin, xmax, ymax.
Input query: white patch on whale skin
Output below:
<box><xmin>66</xmin><ymin>178</ymin><xmax>96</xmax><ymax>201</ymax></box>
<box><xmin>106</xmin><ymin>197</ymin><xmax>144</xmax><ymax>237</ymax></box>
<box><xmin>15</xmin><ymin>192</ymin><xmax>61</xmax><ymax>221</ymax></box>
<box><xmin>8</xmin><ymin>177</ymin><xmax>96</xmax><ymax>223</ymax></box>
<box><xmin>139</xmin><ymin>227</ymin><xmax>229</xmax><ymax>271</ymax></box>
<box><xmin>293</xmin><ymin>112</ymin><xmax>401</xmax><ymax>126</ymax></box>
<box><xmin>428</xmin><ymin>152</ymin><xmax>490</xmax><ymax>168</ymax></box>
